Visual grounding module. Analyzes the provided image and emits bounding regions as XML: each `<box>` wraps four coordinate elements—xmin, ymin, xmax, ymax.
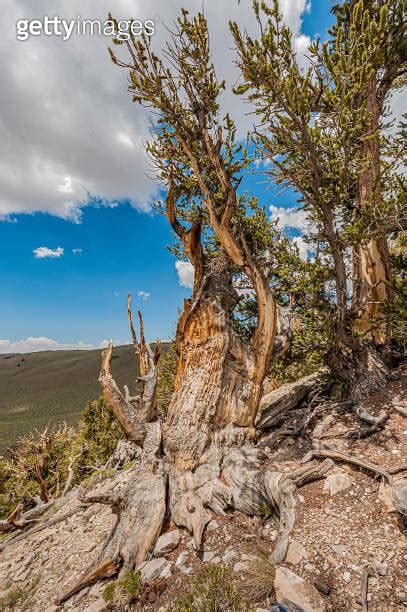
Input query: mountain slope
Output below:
<box><xmin>0</xmin><ymin>344</ymin><xmax>165</xmax><ymax>454</ymax></box>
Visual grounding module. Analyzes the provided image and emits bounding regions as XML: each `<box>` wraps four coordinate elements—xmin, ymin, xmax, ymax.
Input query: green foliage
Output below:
<box><xmin>175</xmin><ymin>565</ymin><xmax>242</xmax><ymax>611</ymax></box>
<box><xmin>0</xmin><ymin>586</ymin><xmax>28</xmax><ymax>610</ymax></box>
<box><xmin>0</xmin><ymin>397</ymin><xmax>125</xmax><ymax>520</ymax></box>
<box><xmin>388</xmin><ymin>231</ymin><xmax>407</xmax><ymax>349</ymax></box>
<box><xmin>102</xmin><ymin>570</ymin><xmax>141</xmax><ymax>606</ymax></box>
<box><xmin>156</xmin><ymin>341</ymin><xmax>178</xmax><ymax>416</ymax></box>
<box><xmin>102</xmin><ymin>582</ymin><xmax>116</xmax><ymax>603</ymax></box>
<box><xmin>0</xmin><ymin>576</ymin><xmax>40</xmax><ymax>610</ymax></box>
<box><xmin>0</xmin><ymin>424</ymin><xmax>74</xmax><ymax>518</ymax></box>
<box><xmin>72</xmin><ymin>397</ymin><xmax>125</xmax><ymax>480</ymax></box>
<box><xmin>231</xmin><ymin>0</ymin><xmax>406</xmax><ymax>370</ymax></box>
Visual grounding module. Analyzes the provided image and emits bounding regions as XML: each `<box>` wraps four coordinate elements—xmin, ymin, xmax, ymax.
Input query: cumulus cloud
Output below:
<box><xmin>269</xmin><ymin>205</ymin><xmax>309</xmax><ymax>232</ymax></box>
<box><xmin>0</xmin><ymin>0</ymin><xmax>313</xmax><ymax>221</ymax></box>
<box><xmin>137</xmin><ymin>290</ymin><xmax>150</xmax><ymax>301</ymax></box>
<box><xmin>72</xmin><ymin>248</ymin><xmax>83</xmax><ymax>255</ymax></box>
<box><xmin>33</xmin><ymin>246</ymin><xmax>64</xmax><ymax>258</ymax></box>
<box><xmin>292</xmin><ymin>236</ymin><xmax>311</xmax><ymax>260</ymax></box>
<box><xmin>0</xmin><ymin>336</ymin><xmax>96</xmax><ymax>353</ymax></box>
<box><xmin>175</xmin><ymin>261</ymin><xmax>194</xmax><ymax>289</ymax></box>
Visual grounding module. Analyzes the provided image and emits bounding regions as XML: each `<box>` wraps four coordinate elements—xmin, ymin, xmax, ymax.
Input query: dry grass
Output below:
<box><xmin>239</xmin><ymin>551</ymin><xmax>276</xmax><ymax>602</ymax></box>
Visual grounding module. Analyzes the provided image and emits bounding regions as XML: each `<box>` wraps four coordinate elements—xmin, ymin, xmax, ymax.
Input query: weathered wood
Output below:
<box><xmin>99</xmin><ymin>341</ymin><xmax>146</xmax><ymax>445</ymax></box>
<box><xmin>257</xmin><ymin>371</ymin><xmax>325</xmax><ymax>430</ymax></box>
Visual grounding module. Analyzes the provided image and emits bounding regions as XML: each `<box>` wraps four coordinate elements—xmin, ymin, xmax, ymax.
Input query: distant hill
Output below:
<box><xmin>0</xmin><ymin>344</ymin><xmax>166</xmax><ymax>454</ymax></box>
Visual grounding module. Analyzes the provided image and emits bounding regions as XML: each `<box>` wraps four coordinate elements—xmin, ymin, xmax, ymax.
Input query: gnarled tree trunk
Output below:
<box><xmin>354</xmin><ymin>76</ymin><xmax>392</xmax><ymax>348</ymax></box>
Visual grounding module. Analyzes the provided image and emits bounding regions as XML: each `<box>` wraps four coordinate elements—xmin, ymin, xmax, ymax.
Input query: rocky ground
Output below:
<box><xmin>0</xmin><ymin>365</ymin><xmax>406</xmax><ymax>611</ymax></box>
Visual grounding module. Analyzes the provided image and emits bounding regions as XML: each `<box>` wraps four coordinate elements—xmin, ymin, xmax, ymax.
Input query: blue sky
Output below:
<box><xmin>0</xmin><ymin>1</ymin><xmax>335</xmax><ymax>351</ymax></box>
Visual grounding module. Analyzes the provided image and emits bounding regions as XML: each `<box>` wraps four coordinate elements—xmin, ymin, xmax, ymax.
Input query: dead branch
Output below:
<box><xmin>99</xmin><ymin>341</ymin><xmax>146</xmax><ymax>444</ymax></box>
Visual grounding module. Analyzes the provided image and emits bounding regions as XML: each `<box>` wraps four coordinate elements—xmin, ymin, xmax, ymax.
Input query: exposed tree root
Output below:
<box><xmin>0</xmin><ymin>505</ymin><xmax>83</xmax><ymax>552</ymax></box>
<box><xmin>360</xmin><ymin>566</ymin><xmax>372</xmax><ymax>612</ymax></box>
<box><xmin>301</xmin><ymin>414</ymin><xmax>407</xmax><ymax>518</ymax></box>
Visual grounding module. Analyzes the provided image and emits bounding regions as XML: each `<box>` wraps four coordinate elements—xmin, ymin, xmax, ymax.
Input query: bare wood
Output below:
<box><xmin>99</xmin><ymin>341</ymin><xmax>146</xmax><ymax>445</ymax></box>
<box><xmin>257</xmin><ymin>370</ymin><xmax>325</xmax><ymax>430</ymax></box>
<box><xmin>58</xmin><ymin>559</ymin><xmax>120</xmax><ymax>604</ymax></box>
<box><xmin>0</xmin><ymin>505</ymin><xmax>83</xmax><ymax>552</ymax></box>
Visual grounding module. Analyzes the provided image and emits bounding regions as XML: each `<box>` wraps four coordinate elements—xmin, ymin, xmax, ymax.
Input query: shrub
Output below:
<box><xmin>0</xmin><ymin>424</ymin><xmax>74</xmax><ymax>518</ymax></box>
<box><xmin>239</xmin><ymin>552</ymin><xmax>276</xmax><ymax>602</ymax></box>
<box><xmin>175</xmin><ymin>565</ymin><xmax>242</xmax><ymax>612</ymax></box>
<box><xmin>72</xmin><ymin>397</ymin><xmax>125</xmax><ymax>480</ymax></box>
<box><xmin>102</xmin><ymin>570</ymin><xmax>141</xmax><ymax>606</ymax></box>
<box><xmin>0</xmin><ymin>397</ymin><xmax>125</xmax><ymax>520</ymax></box>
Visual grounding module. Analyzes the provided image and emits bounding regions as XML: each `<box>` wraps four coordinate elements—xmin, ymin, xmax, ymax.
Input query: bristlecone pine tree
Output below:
<box><xmin>232</xmin><ymin>0</ymin><xmax>406</xmax><ymax>398</ymax></box>
<box><xmin>57</xmin><ymin>9</ymin><xmax>335</xmax><ymax>603</ymax></box>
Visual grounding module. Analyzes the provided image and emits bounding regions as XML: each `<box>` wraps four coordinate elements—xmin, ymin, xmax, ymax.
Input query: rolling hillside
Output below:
<box><xmin>0</xmin><ymin>344</ymin><xmax>165</xmax><ymax>454</ymax></box>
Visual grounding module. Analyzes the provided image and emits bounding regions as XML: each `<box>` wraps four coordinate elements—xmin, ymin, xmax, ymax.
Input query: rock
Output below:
<box><xmin>212</xmin><ymin>556</ymin><xmax>221</xmax><ymax>564</ymax></box>
<box><xmin>343</xmin><ymin>571</ymin><xmax>351</xmax><ymax>583</ymax></box>
<box><xmin>329</xmin><ymin>543</ymin><xmax>348</xmax><ymax>556</ymax></box>
<box><xmin>140</xmin><ymin>558</ymin><xmax>172</xmax><ymax>583</ymax></box>
<box><xmin>314</xmin><ymin>580</ymin><xmax>331</xmax><ymax>596</ymax></box>
<box><xmin>286</xmin><ymin>540</ymin><xmax>308</xmax><ymax>565</ymax></box>
<box><xmin>202</xmin><ymin>551</ymin><xmax>214</xmax><ymax>563</ymax></box>
<box><xmin>175</xmin><ymin>552</ymin><xmax>188</xmax><ymax>566</ymax></box>
<box><xmin>153</xmin><ymin>530</ymin><xmax>181</xmax><ymax>556</ymax></box>
<box><xmin>83</xmin><ymin>599</ymin><xmax>107</xmax><ymax>612</ymax></box>
<box><xmin>323</xmin><ymin>472</ymin><xmax>353</xmax><ymax>496</ymax></box>
<box><xmin>222</xmin><ymin>549</ymin><xmax>237</xmax><ymax>564</ymax></box>
<box><xmin>179</xmin><ymin>565</ymin><xmax>192</xmax><ymax>575</ymax></box>
<box><xmin>274</xmin><ymin>568</ymin><xmax>325</xmax><ymax>611</ymax></box>
<box><xmin>378</xmin><ymin>482</ymin><xmax>396</xmax><ymax>513</ymax></box>
<box><xmin>233</xmin><ymin>561</ymin><xmax>249</xmax><ymax>573</ymax></box>
<box><xmin>207</xmin><ymin>520</ymin><xmax>219</xmax><ymax>531</ymax></box>
<box><xmin>373</xmin><ymin>560</ymin><xmax>388</xmax><ymax>576</ymax></box>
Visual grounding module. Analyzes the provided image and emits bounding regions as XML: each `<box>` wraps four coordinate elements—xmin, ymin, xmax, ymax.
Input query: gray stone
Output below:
<box><xmin>140</xmin><ymin>557</ymin><xmax>172</xmax><ymax>583</ymax></box>
<box><xmin>207</xmin><ymin>520</ymin><xmax>220</xmax><ymax>531</ymax></box>
<box><xmin>373</xmin><ymin>560</ymin><xmax>388</xmax><ymax>576</ymax></box>
<box><xmin>83</xmin><ymin>598</ymin><xmax>108</xmax><ymax>612</ymax></box>
<box><xmin>202</xmin><ymin>551</ymin><xmax>215</xmax><ymax>563</ymax></box>
<box><xmin>222</xmin><ymin>550</ymin><xmax>237</xmax><ymax>564</ymax></box>
<box><xmin>176</xmin><ymin>552</ymin><xmax>188</xmax><ymax>567</ymax></box>
<box><xmin>153</xmin><ymin>530</ymin><xmax>181</xmax><ymax>556</ymax></box>
<box><xmin>286</xmin><ymin>540</ymin><xmax>308</xmax><ymax>565</ymax></box>
<box><xmin>274</xmin><ymin>567</ymin><xmax>325</xmax><ymax>612</ymax></box>
<box><xmin>323</xmin><ymin>472</ymin><xmax>353</xmax><ymax>496</ymax></box>
<box><xmin>233</xmin><ymin>561</ymin><xmax>249</xmax><ymax>573</ymax></box>
<box><xmin>180</xmin><ymin>565</ymin><xmax>193</xmax><ymax>575</ymax></box>
<box><xmin>343</xmin><ymin>571</ymin><xmax>351</xmax><ymax>583</ymax></box>
<box><xmin>329</xmin><ymin>543</ymin><xmax>348</xmax><ymax>556</ymax></box>
<box><xmin>378</xmin><ymin>483</ymin><xmax>396</xmax><ymax>513</ymax></box>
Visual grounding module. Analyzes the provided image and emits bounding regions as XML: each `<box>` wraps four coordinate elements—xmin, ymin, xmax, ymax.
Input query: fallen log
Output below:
<box><xmin>256</xmin><ymin>370</ymin><xmax>327</xmax><ymax>430</ymax></box>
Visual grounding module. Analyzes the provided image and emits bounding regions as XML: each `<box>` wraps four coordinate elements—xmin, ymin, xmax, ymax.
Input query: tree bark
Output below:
<box><xmin>354</xmin><ymin>76</ymin><xmax>392</xmax><ymax>347</ymax></box>
<box><xmin>164</xmin><ymin>273</ymin><xmax>261</xmax><ymax>472</ymax></box>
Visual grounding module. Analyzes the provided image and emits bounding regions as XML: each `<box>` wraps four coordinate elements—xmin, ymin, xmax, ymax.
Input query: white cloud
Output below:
<box><xmin>0</xmin><ymin>336</ymin><xmax>96</xmax><ymax>353</ymax></box>
<box><xmin>137</xmin><ymin>290</ymin><xmax>150</xmax><ymax>301</ymax></box>
<box><xmin>292</xmin><ymin>235</ymin><xmax>311</xmax><ymax>260</ymax></box>
<box><xmin>72</xmin><ymin>248</ymin><xmax>83</xmax><ymax>255</ymax></box>
<box><xmin>176</xmin><ymin>261</ymin><xmax>194</xmax><ymax>289</ymax></box>
<box><xmin>0</xmin><ymin>0</ymin><xmax>313</xmax><ymax>221</ymax></box>
<box><xmin>33</xmin><ymin>246</ymin><xmax>64</xmax><ymax>258</ymax></box>
<box><xmin>269</xmin><ymin>204</ymin><xmax>308</xmax><ymax>232</ymax></box>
